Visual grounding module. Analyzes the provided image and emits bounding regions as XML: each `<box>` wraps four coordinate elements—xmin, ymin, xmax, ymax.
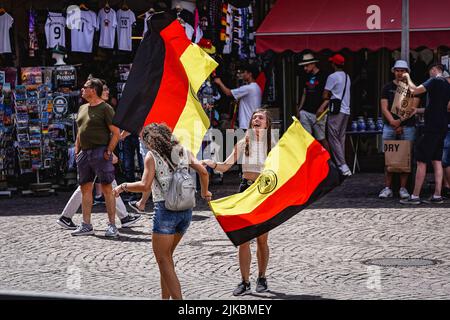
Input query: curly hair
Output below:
<box><xmin>245</xmin><ymin>109</ymin><xmax>273</xmax><ymax>157</ymax></box>
<box><xmin>142</xmin><ymin>123</ymin><xmax>183</xmax><ymax>165</ymax></box>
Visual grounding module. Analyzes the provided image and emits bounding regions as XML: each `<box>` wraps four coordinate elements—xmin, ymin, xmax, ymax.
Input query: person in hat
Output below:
<box><xmin>297</xmin><ymin>53</ymin><xmax>329</xmax><ymax>150</ymax></box>
<box><xmin>378</xmin><ymin>60</ymin><xmax>420</xmax><ymax>199</ymax></box>
<box><xmin>316</xmin><ymin>53</ymin><xmax>352</xmax><ymax>176</ymax></box>
<box><xmin>400</xmin><ymin>63</ymin><xmax>450</xmax><ymax>204</ymax></box>
<box><xmin>51</xmin><ymin>44</ymin><xmax>67</xmax><ymax>66</ymax></box>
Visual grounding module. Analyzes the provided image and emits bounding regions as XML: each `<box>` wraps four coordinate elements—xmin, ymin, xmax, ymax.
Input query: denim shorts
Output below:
<box><xmin>382</xmin><ymin>124</ymin><xmax>416</xmax><ymax>144</ymax></box>
<box><xmin>442</xmin><ymin>131</ymin><xmax>450</xmax><ymax>168</ymax></box>
<box><xmin>152</xmin><ymin>201</ymin><xmax>192</xmax><ymax>235</ymax></box>
<box><xmin>76</xmin><ymin>146</ymin><xmax>115</xmax><ymax>185</ymax></box>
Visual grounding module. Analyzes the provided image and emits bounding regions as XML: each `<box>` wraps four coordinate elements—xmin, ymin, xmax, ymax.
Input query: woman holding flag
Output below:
<box><xmin>202</xmin><ymin>109</ymin><xmax>274</xmax><ymax>296</ymax></box>
<box><xmin>113</xmin><ymin>123</ymin><xmax>212</xmax><ymax>300</ymax></box>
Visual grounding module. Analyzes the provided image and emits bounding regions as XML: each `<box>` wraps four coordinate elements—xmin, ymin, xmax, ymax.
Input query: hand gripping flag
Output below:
<box><xmin>209</xmin><ymin>117</ymin><xmax>341</xmax><ymax>246</ymax></box>
<box><xmin>112</xmin><ymin>13</ymin><xmax>218</xmax><ymax>154</ymax></box>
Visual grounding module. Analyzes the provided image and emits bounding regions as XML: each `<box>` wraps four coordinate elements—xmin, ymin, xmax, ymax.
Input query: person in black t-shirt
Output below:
<box><xmin>442</xmin><ymin>75</ymin><xmax>450</xmax><ymax>197</ymax></box>
<box><xmin>401</xmin><ymin>64</ymin><xmax>450</xmax><ymax>204</ymax></box>
<box><xmin>297</xmin><ymin>53</ymin><xmax>329</xmax><ymax>150</ymax></box>
<box><xmin>379</xmin><ymin>60</ymin><xmax>420</xmax><ymax>200</ymax></box>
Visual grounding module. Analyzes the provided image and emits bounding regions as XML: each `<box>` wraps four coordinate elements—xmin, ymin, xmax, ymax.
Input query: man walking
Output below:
<box><xmin>72</xmin><ymin>77</ymin><xmax>121</xmax><ymax>236</ymax></box>
<box><xmin>316</xmin><ymin>54</ymin><xmax>352</xmax><ymax>176</ymax></box>
<box><xmin>379</xmin><ymin>60</ymin><xmax>419</xmax><ymax>199</ymax></box>
<box><xmin>297</xmin><ymin>53</ymin><xmax>329</xmax><ymax>150</ymax></box>
<box><xmin>401</xmin><ymin>64</ymin><xmax>450</xmax><ymax>204</ymax></box>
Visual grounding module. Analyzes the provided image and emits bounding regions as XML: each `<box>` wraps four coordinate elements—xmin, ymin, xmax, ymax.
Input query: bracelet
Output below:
<box><xmin>213</xmin><ymin>161</ymin><xmax>217</xmax><ymax>169</ymax></box>
<box><xmin>121</xmin><ymin>183</ymin><xmax>127</xmax><ymax>192</ymax></box>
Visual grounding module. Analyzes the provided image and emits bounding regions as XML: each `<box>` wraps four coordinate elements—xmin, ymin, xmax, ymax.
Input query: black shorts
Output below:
<box><xmin>415</xmin><ymin>132</ymin><xmax>446</xmax><ymax>163</ymax></box>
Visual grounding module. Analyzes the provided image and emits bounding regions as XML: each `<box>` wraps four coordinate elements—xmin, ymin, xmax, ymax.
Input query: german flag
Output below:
<box><xmin>209</xmin><ymin>117</ymin><xmax>341</xmax><ymax>246</ymax></box>
<box><xmin>113</xmin><ymin>13</ymin><xmax>218</xmax><ymax>154</ymax></box>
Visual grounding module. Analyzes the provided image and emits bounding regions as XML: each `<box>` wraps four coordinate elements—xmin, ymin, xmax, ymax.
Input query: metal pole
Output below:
<box><xmin>401</xmin><ymin>0</ymin><xmax>409</xmax><ymax>64</ymax></box>
<box><xmin>282</xmin><ymin>57</ymin><xmax>287</xmax><ymax>132</ymax></box>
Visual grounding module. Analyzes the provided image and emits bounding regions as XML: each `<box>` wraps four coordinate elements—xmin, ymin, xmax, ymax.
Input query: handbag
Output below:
<box><xmin>329</xmin><ymin>73</ymin><xmax>348</xmax><ymax>115</ymax></box>
<box><xmin>155</xmin><ymin>153</ymin><xmax>196</xmax><ymax>211</ymax></box>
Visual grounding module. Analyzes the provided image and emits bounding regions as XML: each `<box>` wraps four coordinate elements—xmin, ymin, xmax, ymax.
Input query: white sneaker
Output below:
<box><xmin>339</xmin><ymin>164</ymin><xmax>352</xmax><ymax>176</ymax></box>
<box><xmin>399</xmin><ymin>187</ymin><xmax>410</xmax><ymax>199</ymax></box>
<box><xmin>379</xmin><ymin>187</ymin><xmax>393</xmax><ymax>199</ymax></box>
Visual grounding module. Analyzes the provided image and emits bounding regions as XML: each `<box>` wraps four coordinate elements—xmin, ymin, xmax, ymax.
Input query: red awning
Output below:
<box><xmin>256</xmin><ymin>0</ymin><xmax>450</xmax><ymax>53</ymax></box>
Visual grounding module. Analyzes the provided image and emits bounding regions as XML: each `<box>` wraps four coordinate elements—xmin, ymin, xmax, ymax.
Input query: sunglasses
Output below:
<box><xmin>83</xmin><ymin>85</ymin><xmax>93</xmax><ymax>89</ymax></box>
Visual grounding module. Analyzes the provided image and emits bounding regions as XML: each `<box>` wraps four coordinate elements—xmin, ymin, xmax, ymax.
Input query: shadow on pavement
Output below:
<box><xmin>249</xmin><ymin>290</ymin><xmax>330</xmax><ymax>300</ymax></box>
<box><xmin>1</xmin><ymin>173</ymin><xmax>449</xmax><ymax>216</ymax></box>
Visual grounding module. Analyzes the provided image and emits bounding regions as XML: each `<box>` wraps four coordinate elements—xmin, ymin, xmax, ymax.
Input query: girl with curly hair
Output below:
<box><xmin>113</xmin><ymin>123</ymin><xmax>212</xmax><ymax>299</ymax></box>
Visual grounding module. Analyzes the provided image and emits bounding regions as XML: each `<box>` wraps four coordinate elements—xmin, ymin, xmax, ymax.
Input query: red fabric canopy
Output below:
<box><xmin>256</xmin><ymin>0</ymin><xmax>450</xmax><ymax>53</ymax></box>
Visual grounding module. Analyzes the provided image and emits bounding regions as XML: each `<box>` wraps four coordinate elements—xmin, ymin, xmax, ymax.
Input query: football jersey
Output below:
<box><xmin>0</xmin><ymin>12</ymin><xmax>14</xmax><ymax>53</ymax></box>
<box><xmin>67</xmin><ymin>9</ymin><xmax>97</xmax><ymax>53</ymax></box>
<box><xmin>142</xmin><ymin>12</ymin><xmax>151</xmax><ymax>37</ymax></box>
<box><xmin>45</xmin><ymin>12</ymin><xmax>66</xmax><ymax>49</ymax></box>
<box><xmin>97</xmin><ymin>7</ymin><xmax>117</xmax><ymax>49</ymax></box>
<box><xmin>116</xmin><ymin>9</ymin><xmax>136</xmax><ymax>51</ymax></box>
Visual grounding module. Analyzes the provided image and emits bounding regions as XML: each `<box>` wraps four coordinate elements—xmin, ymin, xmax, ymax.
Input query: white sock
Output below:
<box><xmin>411</xmin><ymin>195</ymin><xmax>420</xmax><ymax>199</ymax></box>
<box><xmin>433</xmin><ymin>194</ymin><xmax>441</xmax><ymax>199</ymax></box>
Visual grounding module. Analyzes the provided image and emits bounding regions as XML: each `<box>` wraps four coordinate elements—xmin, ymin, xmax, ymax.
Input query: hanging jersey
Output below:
<box><xmin>97</xmin><ymin>8</ymin><xmax>117</xmax><ymax>49</ymax></box>
<box><xmin>45</xmin><ymin>12</ymin><xmax>66</xmax><ymax>49</ymax></box>
<box><xmin>142</xmin><ymin>11</ymin><xmax>151</xmax><ymax>37</ymax></box>
<box><xmin>0</xmin><ymin>13</ymin><xmax>14</xmax><ymax>53</ymax></box>
<box><xmin>116</xmin><ymin>9</ymin><xmax>135</xmax><ymax>51</ymax></box>
<box><xmin>67</xmin><ymin>9</ymin><xmax>97</xmax><ymax>53</ymax></box>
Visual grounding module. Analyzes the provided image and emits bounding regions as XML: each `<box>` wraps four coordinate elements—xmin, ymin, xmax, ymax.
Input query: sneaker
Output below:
<box><xmin>423</xmin><ymin>196</ymin><xmax>444</xmax><ymax>204</ymax></box>
<box><xmin>378</xmin><ymin>187</ymin><xmax>393</xmax><ymax>199</ymax></box>
<box><xmin>232</xmin><ymin>280</ymin><xmax>251</xmax><ymax>296</ymax></box>
<box><xmin>399</xmin><ymin>187</ymin><xmax>410</xmax><ymax>199</ymax></box>
<box><xmin>400</xmin><ymin>196</ymin><xmax>421</xmax><ymax>205</ymax></box>
<box><xmin>56</xmin><ymin>216</ymin><xmax>77</xmax><ymax>230</ymax></box>
<box><xmin>93</xmin><ymin>195</ymin><xmax>105</xmax><ymax>205</ymax></box>
<box><xmin>120</xmin><ymin>214</ymin><xmax>142</xmax><ymax>228</ymax></box>
<box><xmin>128</xmin><ymin>200</ymin><xmax>145</xmax><ymax>214</ymax></box>
<box><xmin>256</xmin><ymin>277</ymin><xmax>268</xmax><ymax>293</ymax></box>
<box><xmin>71</xmin><ymin>222</ymin><xmax>94</xmax><ymax>236</ymax></box>
<box><xmin>105</xmin><ymin>224</ymin><xmax>119</xmax><ymax>237</ymax></box>
<box><xmin>339</xmin><ymin>164</ymin><xmax>352</xmax><ymax>176</ymax></box>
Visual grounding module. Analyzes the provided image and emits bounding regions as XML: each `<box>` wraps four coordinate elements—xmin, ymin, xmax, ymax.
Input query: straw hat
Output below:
<box><xmin>298</xmin><ymin>53</ymin><xmax>319</xmax><ymax>66</ymax></box>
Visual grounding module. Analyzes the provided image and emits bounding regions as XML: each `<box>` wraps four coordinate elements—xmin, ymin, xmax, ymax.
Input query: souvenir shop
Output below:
<box><xmin>0</xmin><ymin>0</ymin><xmax>277</xmax><ymax>195</ymax></box>
<box><xmin>256</xmin><ymin>0</ymin><xmax>450</xmax><ymax>172</ymax></box>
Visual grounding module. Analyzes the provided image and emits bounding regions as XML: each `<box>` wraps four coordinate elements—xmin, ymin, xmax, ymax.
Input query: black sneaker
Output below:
<box><xmin>256</xmin><ymin>277</ymin><xmax>268</xmax><ymax>293</ymax></box>
<box><xmin>120</xmin><ymin>214</ymin><xmax>142</xmax><ymax>228</ymax></box>
<box><xmin>56</xmin><ymin>216</ymin><xmax>77</xmax><ymax>230</ymax></box>
<box><xmin>128</xmin><ymin>200</ymin><xmax>145</xmax><ymax>214</ymax></box>
<box><xmin>423</xmin><ymin>196</ymin><xmax>444</xmax><ymax>204</ymax></box>
<box><xmin>93</xmin><ymin>195</ymin><xmax>105</xmax><ymax>205</ymax></box>
<box><xmin>232</xmin><ymin>280</ymin><xmax>251</xmax><ymax>296</ymax></box>
<box><xmin>400</xmin><ymin>196</ymin><xmax>421</xmax><ymax>205</ymax></box>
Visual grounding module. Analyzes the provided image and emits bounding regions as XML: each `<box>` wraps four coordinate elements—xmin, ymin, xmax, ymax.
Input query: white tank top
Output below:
<box><xmin>240</xmin><ymin>140</ymin><xmax>268</xmax><ymax>174</ymax></box>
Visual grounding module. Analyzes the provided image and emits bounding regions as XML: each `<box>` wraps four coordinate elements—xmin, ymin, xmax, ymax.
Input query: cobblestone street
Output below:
<box><xmin>1</xmin><ymin>172</ymin><xmax>450</xmax><ymax>300</ymax></box>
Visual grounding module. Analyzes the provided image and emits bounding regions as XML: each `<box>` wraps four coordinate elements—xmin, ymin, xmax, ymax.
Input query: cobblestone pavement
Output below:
<box><xmin>1</xmin><ymin>172</ymin><xmax>450</xmax><ymax>300</ymax></box>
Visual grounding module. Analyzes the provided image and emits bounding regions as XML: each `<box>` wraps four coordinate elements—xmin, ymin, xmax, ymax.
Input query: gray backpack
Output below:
<box><xmin>156</xmin><ymin>156</ymin><xmax>196</xmax><ymax>211</ymax></box>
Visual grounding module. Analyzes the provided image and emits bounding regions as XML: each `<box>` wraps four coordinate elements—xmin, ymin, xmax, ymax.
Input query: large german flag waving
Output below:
<box><xmin>113</xmin><ymin>13</ymin><xmax>218</xmax><ymax>154</ymax></box>
<box><xmin>209</xmin><ymin>117</ymin><xmax>341</xmax><ymax>246</ymax></box>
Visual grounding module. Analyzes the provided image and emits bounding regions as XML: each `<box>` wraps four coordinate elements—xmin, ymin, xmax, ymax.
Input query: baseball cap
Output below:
<box><xmin>391</xmin><ymin>60</ymin><xmax>410</xmax><ymax>73</ymax></box>
<box><xmin>329</xmin><ymin>54</ymin><xmax>345</xmax><ymax>66</ymax></box>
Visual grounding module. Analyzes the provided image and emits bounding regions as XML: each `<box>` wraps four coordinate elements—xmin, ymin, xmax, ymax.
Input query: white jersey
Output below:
<box><xmin>45</xmin><ymin>12</ymin><xmax>66</xmax><ymax>49</ymax></box>
<box><xmin>0</xmin><ymin>13</ymin><xmax>14</xmax><ymax>53</ymax></box>
<box><xmin>116</xmin><ymin>9</ymin><xmax>135</xmax><ymax>51</ymax></box>
<box><xmin>67</xmin><ymin>9</ymin><xmax>97</xmax><ymax>53</ymax></box>
<box><xmin>97</xmin><ymin>8</ymin><xmax>117</xmax><ymax>49</ymax></box>
<box><xmin>143</xmin><ymin>12</ymin><xmax>151</xmax><ymax>37</ymax></box>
